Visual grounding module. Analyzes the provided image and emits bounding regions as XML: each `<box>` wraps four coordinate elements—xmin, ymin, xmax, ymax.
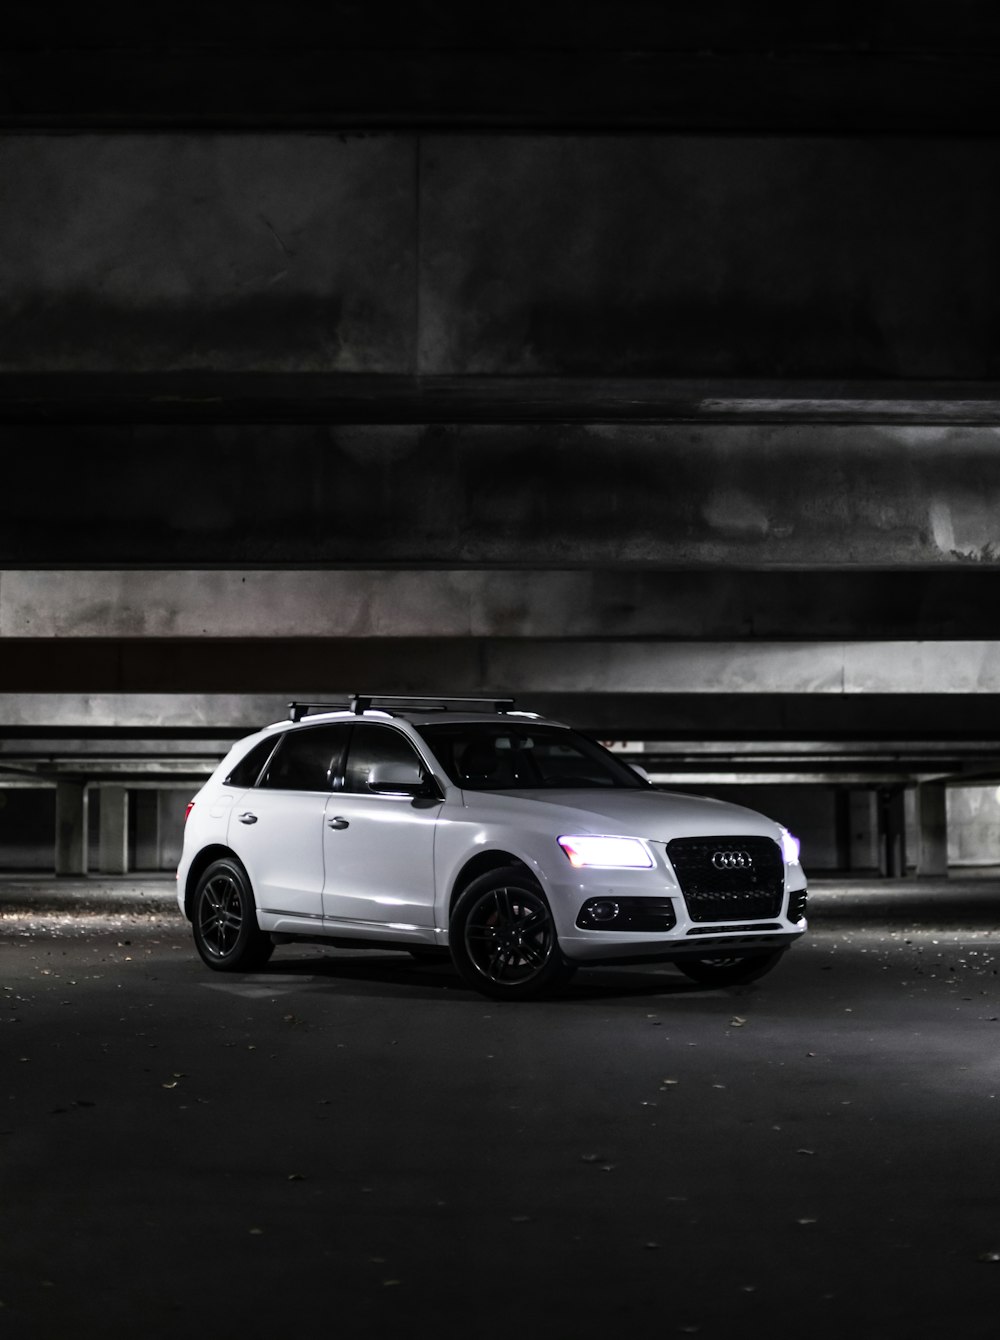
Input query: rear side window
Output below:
<box><xmin>224</xmin><ymin>737</ymin><xmax>279</xmax><ymax>788</ymax></box>
<box><xmin>259</xmin><ymin>724</ymin><xmax>351</xmax><ymax>792</ymax></box>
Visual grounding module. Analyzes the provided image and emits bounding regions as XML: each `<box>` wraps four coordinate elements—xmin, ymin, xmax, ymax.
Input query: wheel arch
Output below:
<box><xmin>448</xmin><ymin>849</ymin><xmax>537</xmax><ymax>916</ymax></box>
<box><xmin>183</xmin><ymin>844</ymin><xmax>243</xmax><ymax>920</ymax></box>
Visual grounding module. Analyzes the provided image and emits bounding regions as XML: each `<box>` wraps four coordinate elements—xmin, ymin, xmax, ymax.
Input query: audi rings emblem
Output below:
<box><xmin>712</xmin><ymin>850</ymin><xmax>752</xmax><ymax>870</ymax></box>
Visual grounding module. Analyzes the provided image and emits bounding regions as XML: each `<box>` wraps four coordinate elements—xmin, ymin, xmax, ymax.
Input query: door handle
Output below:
<box><xmin>237</xmin><ymin>812</ymin><xmax>258</xmax><ymax>825</ymax></box>
<box><xmin>327</xmin><ymin>816</ymin><xmax>350</xmax><ymax>830</ymax></box>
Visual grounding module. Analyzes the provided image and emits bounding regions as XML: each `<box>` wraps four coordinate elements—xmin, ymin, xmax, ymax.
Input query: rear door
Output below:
<box><xmin>229</xmin><ymin>724</ymin><xmax>350</xmax><ymax>925</ymax></box>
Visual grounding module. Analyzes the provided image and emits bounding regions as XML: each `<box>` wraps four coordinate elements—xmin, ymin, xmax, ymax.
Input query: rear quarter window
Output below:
<box><xmin>224</xmin><ymin>736</ymin><xmax>279</xmax><ymax>788</ymax></box>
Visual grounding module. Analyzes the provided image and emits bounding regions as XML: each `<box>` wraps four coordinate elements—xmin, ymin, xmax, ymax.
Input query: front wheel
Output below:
<box><xmin>191</xmin><ymin>857</ymin><xmax>274</xmax><ymax>972</ymax></box>
<box><xmin>450</xmin><ymin>866</ymin><xmax>575</xmax><ymax>1001</ymax></box>
<box><xmin>674</xmin><ymin>949</ymin><xmax>786</xmax><ymax>987</ymax></box>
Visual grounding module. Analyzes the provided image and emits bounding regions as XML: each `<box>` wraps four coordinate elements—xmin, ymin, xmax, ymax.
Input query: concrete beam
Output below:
<box><xmin>7</xmin><ymin>570</ymin><xmax>1000</xmax><ymax>641</ymax></box>
<box><xmin>482</xmin><ymin>641</ymin><xmax>1000</xmax><ymax>696</ymax></box>
<box><xmin>4</xmin><ymin>423</ymin><xmax>1000</xmax><ymax>567</ymax></box>
<box><xmin>0</xmin><ymin>638</ymin><xmax>997</xmax><ymax>720</ymax></box>
<box><xmin>5</xmin><ymin>375</ymin><xmax>1000</xmax><ymax>427</ymax></box>
<box><xmin>4</xmin><ymin>26</ymin><xmax>1000</xmax><ymax>133</ymax></box>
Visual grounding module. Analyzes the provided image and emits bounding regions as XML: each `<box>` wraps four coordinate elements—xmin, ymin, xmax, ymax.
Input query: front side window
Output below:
<box><xmin>343</xmin><ymin>725</ymin><xmax>426</xmax><ymax>794</ymax></box>
<box><xmin>258</xmin><ymin>724</ymin><xmax>351</xmax><ymax>792</ymax></box>
<box><xmin>416</xmin><ymin>723</ymin><xmax>646</xmax><ymax>791</ymax></box>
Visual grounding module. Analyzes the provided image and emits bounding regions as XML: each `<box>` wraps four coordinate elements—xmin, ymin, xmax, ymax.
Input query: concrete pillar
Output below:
<box><xmin>133</xmin><ymin>791</ymin><xmax>161</xmax><ymax>871</ymax></box>
<box><xmin>158</xmin><ymin>790</ymin><xmax>188</xmax><ymax>870</ymax></box>
<box><xmin>98</xmin><ymin>786</ymin><xmax>129</xmax><ymax>875</ymax></box>
<box><xmin>834</xmin><ymin>790</ymin><xmax>852</xmax><ymax>871</ymax></box>
<box><xmin>878</xmin><ymin>786</ymin><xmax>908</xmax><ymax>878</ymax></box>
<box><xmin>55</xmin><ymin>781</ymin><xmax>89</xmax><ymax>876</ymax></box>
<box><xmin>916</xmin><ymin>782</ymin><xmax>949</xmax><ymax>877</ymax></box>
<box><xmin>848</xmin><ymin>790</ymin><xmax>879</xmax><ymax>872</ymax></box>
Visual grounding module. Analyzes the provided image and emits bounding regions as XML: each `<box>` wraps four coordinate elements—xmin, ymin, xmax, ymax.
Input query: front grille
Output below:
<box><xmin>687</xmin><ymin>922</ymin><xmax>782</xmax><ymax>935</ymax></box>
<box><xmin>666</xmin><ymin>836</ymin><xmax>784</xmax><ymax>923</ymax></box>
<box><xmin>787</xmin><ymin>888</ymin><xmax>808</xmax><ymax>922</ymax></box>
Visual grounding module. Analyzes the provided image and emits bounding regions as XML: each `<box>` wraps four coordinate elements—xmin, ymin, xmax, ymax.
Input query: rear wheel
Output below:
<box><xmin>674</xmin><ymin>949</ymin><xmax>786</xmax><ymax>987</ymax></box>
<box><xmin>191</xmin><ymin>857</ymin><xmax>274</xmax><ymax>972</ymax></box>
<box><xmin>450</xmin><ymin>866</ymin><xmax>574</xmax><ymax>1001</ymax></box>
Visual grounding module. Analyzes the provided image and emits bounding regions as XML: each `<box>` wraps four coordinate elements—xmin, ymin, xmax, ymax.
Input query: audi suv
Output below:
<box><xmin>177</xmin><ymin>696</ymin><xmax>808</xmax><ymax>1000</ymax></box>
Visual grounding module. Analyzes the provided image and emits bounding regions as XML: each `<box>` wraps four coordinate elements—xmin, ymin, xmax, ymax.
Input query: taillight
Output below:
<box><xmin>184</xmin><ymin>800</ymin><xmax>195</xmax><ymax>823</ymax></box>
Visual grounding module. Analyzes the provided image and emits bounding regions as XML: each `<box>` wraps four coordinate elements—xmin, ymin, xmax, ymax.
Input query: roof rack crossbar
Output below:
<box><xmin>289</xmin><ymin>695</ymin><xmax>516</xmax><ymax>722</ymax></box>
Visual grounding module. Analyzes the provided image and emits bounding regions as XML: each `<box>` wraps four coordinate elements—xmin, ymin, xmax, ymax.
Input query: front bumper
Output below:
<box><xmin>559</xmin><ymin>924</ymin><xmax>805</xmax><ymax>965</ymax></box>
<box><xmin>547</xmin><ymin>863</ymin><xmax>807</xmax><ymax>964</ymax></box>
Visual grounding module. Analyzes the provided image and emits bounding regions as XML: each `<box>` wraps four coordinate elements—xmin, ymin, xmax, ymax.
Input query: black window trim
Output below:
<box><xmin>224</xmin><ymin>734</ymin><xmax>283</xmax><ymax>789</ymax></box>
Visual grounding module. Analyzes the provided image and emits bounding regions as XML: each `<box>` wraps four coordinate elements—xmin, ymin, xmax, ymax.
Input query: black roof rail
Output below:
<box><xmin>289</xmin><ymin>694</ymin><xmax>516</xmax><ymax>722</ymax></box>
<box><xmin>288</xmin><ymin>700</ymin><xmax>352</xmax><ymax>722</ymax></box>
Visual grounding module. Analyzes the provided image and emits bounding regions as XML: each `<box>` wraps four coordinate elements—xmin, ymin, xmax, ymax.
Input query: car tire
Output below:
<box><xmin>191</xmin><ymin>857</ymin><xmax>274</xmax><ymax>973</ymax></box>
<box><xmin>674</xmin><ymin>949</ymin><xmax>786</xmax><ymax>987</ymax></box>
<box><xmin>450</xmin><ymin>866</ymin><xmax>575</xmax><ymax>1001</ymax></box>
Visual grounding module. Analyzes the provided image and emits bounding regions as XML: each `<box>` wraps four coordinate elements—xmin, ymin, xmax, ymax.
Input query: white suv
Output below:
<box><xmin>177</xmin><ymin>696</ymin><xmax>807</xmax><ymax>1000</ymax></box>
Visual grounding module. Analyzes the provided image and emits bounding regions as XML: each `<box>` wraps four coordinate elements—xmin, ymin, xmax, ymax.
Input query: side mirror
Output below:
<box><xmin>367</xmin><ymin>761</ymin><xmax>430</xmax><ymax>797</ymax></box>
<box><xmin>629</xmin><ymin>763</ymin><xmax>652</xmax><ymax>783</ymax></box>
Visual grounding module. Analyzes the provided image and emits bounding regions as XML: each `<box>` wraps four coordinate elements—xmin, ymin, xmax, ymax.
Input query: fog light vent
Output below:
<box><xmin>576</xmin><ymin>898</ymin><xmax>677</xmax><ymax>933</ymax></box>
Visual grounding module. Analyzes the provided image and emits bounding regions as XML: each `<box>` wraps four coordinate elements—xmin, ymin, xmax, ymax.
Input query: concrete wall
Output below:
<box><xmin>947</xmin><ymin>787</ymin><xmax>1000</xmax><ymax>867</ymax></box>
<box><xmin>3</xmin><ymin>779</ymin><xmax>998</xmax><ymax>875</ymax></box>
<box><xmin>0</xmin><ymin>789</ymin><xmax>55</xmax><ymax>870</ymax></box>
<box><xmin>675</xmin><ymin>784</ymin><xmax>840</xmax><ymax>871</ymax></box>
<box><xmin>0</xmin><ymin>787</ymin><xmax>191</xmax><ymax>873</ymax></box>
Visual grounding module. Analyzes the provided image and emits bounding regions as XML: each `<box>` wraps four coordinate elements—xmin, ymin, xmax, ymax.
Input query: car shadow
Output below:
<box><xmin>248</xmin><ymin>950</ymin><xmax>725</xmax><ymax>1002</ymax></box>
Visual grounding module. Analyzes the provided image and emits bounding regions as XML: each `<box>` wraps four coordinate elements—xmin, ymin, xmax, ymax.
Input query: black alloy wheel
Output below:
<box><xmin>674</xmin><ymin>948</ymin><xmax>786</xmax><ymax>987</ymax></box>
<box><xmin>450</xmin><ymin>865</ymin><xmax>574</xmax><ymax>1000</ymax></box>
<box><xmin>191</xmin><ymin>858</ymin><xmax>274</xmax><ymax>972</ymax></box>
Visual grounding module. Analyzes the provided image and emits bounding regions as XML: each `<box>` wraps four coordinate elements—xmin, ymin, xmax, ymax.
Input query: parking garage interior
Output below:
<box><xmin>3</xmin><ymin>5</ymin><xmax>1000</xmax><ymax>1338</ymax></box>
<box><xmin>4</xmin><ymin>10</ymin><xmax>1000</xmax><ymax>879</ymax></box>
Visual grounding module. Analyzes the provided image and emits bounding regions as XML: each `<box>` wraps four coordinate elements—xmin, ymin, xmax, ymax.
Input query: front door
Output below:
<box><xmin>322</xmin><ymin>723</ymin><xmax>442</xmax><ymax>931</ymax></box>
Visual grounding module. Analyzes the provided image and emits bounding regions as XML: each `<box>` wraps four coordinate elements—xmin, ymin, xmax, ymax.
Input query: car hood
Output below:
<box><xmin>464</xmin><ymin>787</ymin><xmax>783</xmax><ymax>842</ymax></box>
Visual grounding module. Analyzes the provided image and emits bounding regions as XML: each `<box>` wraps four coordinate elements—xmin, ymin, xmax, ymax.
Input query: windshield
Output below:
<box><xmin>415</xmin><ymin>722</ymin><xmax>647</xmax><ymax>791</ymax></box>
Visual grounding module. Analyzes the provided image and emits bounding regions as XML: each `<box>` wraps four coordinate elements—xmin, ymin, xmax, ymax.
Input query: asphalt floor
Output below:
<box><xmin>2</xmin><ymin>874</ymin><xmax>999</xmax><ymax>1340</ymax></box>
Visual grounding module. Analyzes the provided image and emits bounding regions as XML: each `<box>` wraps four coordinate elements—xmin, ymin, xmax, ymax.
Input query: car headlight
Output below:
<box><xmin>557</xmin><ymin>835</ymin><xmax>654</xmax><ymax>869</ymax></box>
<box><xmin>780</xmin><ymin>828</ymin><xmax>801</xmax><ymax>866</ymax></box>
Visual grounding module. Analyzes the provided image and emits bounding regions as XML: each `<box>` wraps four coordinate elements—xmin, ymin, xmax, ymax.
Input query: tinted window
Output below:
<box><xmin>225</xmin><ymin>736</ymin><xmax>279</xmax><ymax>788</ymax></box>
<box><xmin>416</xmin><ymin>723</ymin><xmax>645</xmax><ymax>791</ymax></box>
<box><xmin>343</xmin><ymin>725</ymin><xmax>425</xmax><ymax>794</ymax></box>
<box><xmin>259</xmin><ymin>724</ymin><xmax>350</xmax><ymax>792</ymax></box>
